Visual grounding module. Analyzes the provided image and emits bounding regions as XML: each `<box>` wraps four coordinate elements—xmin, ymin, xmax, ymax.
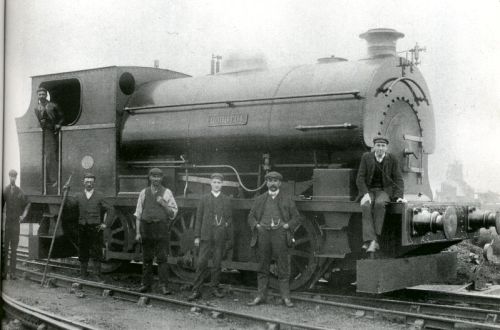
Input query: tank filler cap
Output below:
<box><xmin>317</xmin><ymin>55</ymin><xmax>348</xmax><ymax>64</ymax></box>
<box><xmin>359</xmin><ymin>28</ymin><xmax>405</xmax><ymax>58</ymax></box>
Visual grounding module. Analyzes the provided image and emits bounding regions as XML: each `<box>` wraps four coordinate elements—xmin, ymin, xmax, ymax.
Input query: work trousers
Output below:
<box><xmin>43</xmin><ymin>129</ymin><xmax>59</xmax><ymax>193</ymax></box>
<box><xmin>361</xmin><ymin>189</ymin><xmax>390</xmax><ymax>242</ymax></box>
<box><xmin>192</xmin><ymin>226</ymin><xmax>227</xmax><ymax>292</ymax></box>
<box><xmin>2</xmin><ymin>223</ymin><xmax>20</xmax><ymax>277</ymax></box>
<box><xmin>140</xmin><ymin>221</ymin><xmax>169</xmax><ymax>287</ymax></box>
<box><xmin>256</xmin><ymin>226</ymin><xmax>290</xmax><ymax>300</ymax></box>
<box><xmin>78</xmin><ymin>224</ymin><xmax>103</xmax><ymax>263</ymax></box>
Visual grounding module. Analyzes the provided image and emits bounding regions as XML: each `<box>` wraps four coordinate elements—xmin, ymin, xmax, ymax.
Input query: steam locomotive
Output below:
<box><xmin>17</xmin><ymin>28</ymin><xmax>500</xmax><ymax>293</ymax></box>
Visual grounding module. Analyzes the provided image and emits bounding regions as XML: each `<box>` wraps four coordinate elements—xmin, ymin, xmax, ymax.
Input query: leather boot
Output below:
<box><xmin>93</xmin><ymin>261</ymin><xmax>103</xmax><ymax>281</ymax></box>
<box><xmin>80</xmin><ymin>262</ymin><xmax>89</xmax><ymax>278</ymax></box>
<box><xmin>187</xmin><ymin>291</ymin><xmax>201</xmax><ymax>301</ymax></box>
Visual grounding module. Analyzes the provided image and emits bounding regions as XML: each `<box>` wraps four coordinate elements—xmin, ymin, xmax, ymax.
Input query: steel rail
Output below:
<box><xmin>402</xmin><ymin>288</ymin><xmax>500</xmax><ymax>310</ymax></box>
<box><xmin>294</xmin><ymin>291</ymin><xmax>500</xmax><ymax>325</ymax></box>
<box><xmin>16</xmin><ymin>267</ymin><xmax>333</xmax><ymax>330</ymax></box>
<box><xmin>16</xmin><ymin>257</ymin><xmax>500</xmax><ymax>328</ymax></box>
<box><xmin>2</xmin><ymin>292</ymin><xmax>101</xmax><ymax>330</ymax></box>
<box><xmin>225</xmin><ymin>286</ymin><xmax>500</xmax><ymax>329</ymax></box>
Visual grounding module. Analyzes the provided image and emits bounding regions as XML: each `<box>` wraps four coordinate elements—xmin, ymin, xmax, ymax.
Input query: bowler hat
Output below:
<box><xmin>210</xmin><ymin>173</ymin><xmax>224</xmax><ymax>181</ymax></box>
<box><xmin>149</xmin><ymin>167</ymin><xmax>164</xmax><ymax>176</ymax></box>
<box><xmin>37</xmin><ymin>87</ymin><xmax>48</xmax><ymax>93</ymax></box>
<box><xmin>265</xmin><ymin>171</ymin><xmax>283</xmax><ymax>181</ymax></box>
<box><xmin>373</xmin><ymin>136</ymin><xmax>389</xmax><ymax>144</ymax></box>
<box><xmin>8</xmin><ymin>169</ymin><xmax>18</xmax><ymax>177</ymax></box>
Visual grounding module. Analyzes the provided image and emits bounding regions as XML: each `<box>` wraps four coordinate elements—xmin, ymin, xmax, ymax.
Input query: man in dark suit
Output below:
<box><xmin>2</xmin><ymin>169</ymin><xmax>31</xmax><ymax>280</ymax></box>
<box><xmin>247</xmin><ymin>171</ymin><xmax>300</xmax><ymax>308</ymax></box>
<box><xmin>135</xmin><ymin>168</ymin><xmax>178</xmax><ymax>295</ymax></box>
<box><xmin>34</xmin><ymin>87</ymin><xmax>64</xmax><ymax>193</ymax></box>
<box><xmin>188</xmin><ymin>173</ymin><xmax>233</xmax><ymax>301</ymax></box>
<box><xmin>356</xmin><ymin>136</ymin><xmax>406</xmax><ymax>253</ymax></box>
<box><xmin>70</xmin><ymin>173</ymin><xmax>110</xmax><ymax>279</ymax></box>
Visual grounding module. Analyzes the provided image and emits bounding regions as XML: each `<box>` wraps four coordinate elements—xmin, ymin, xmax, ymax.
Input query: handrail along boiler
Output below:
<box><xmin>17</xmin><ymin>29</ymin><xmax>500</xmax><ymax>293</ymax></box>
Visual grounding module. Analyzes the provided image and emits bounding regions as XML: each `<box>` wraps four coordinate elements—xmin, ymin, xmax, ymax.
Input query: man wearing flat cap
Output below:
<box><xmin>68</xmin><ymin>173</ymin><xmax>110</xmax><ymax>279</ymax></box>
<box><xmin>2</xmin><ymin>169</ymin><xmax>31</xmax><ymax>280</ymax></box>
<box><xmin>188</xmin><ymin>173</ymin><xmax>233</xmax><ymax>301</ymax></box>
<box><xmin>247</xmin><ymin>171</ymin><xmax>300</xmax><ymax>308</ymax></box>
<box><xmin>34</xmin><ymin>87</ymin><xmax>64</xmax><ymax>193</ymax></box>
<box><xmin>135</xmin><ymin>167</ymin><xmax>178</xmax><ymax>294</ymax></box>
<box><xmin>356</xmin><ymin>136</ymin><xmax>405</xmax><ymax>254</ymax></box>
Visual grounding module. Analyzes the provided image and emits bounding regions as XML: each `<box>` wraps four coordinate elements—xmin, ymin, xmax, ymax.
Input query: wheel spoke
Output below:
<box><xmin>189</xmin><ymin>213</ymin><xmax>195</xmax><ymax>229</ymax></box>
<box><xmin>290</xmin><ymin>249</ymin><xmax>311</xmax><ymax>258</ymax></box>
<box><xmin>111</xmin><ymin>228</ymin><xmax>124</xmax><ymax>235</ymax></box>
<box><xmin>294</xmin><ymin>237</ymin><xmax>311</xmax><ymax>246</ymax></box>
<box><xmin>181</xmin><ymin>216</ymin><xmax>187</xmax><ymax>231</ymax></box>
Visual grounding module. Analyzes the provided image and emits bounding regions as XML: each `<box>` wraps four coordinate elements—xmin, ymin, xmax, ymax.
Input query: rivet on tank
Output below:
<box><xmin>411</xmin><ymin>206</ymin><xmax>458</xmax><ymax>240</ymax></box>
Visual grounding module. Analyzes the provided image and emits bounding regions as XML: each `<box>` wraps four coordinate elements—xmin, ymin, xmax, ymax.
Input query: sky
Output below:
<box><xmin>3</xmin><ymin>0</ymin><xmax>500</xmax><ymax>194</ymax></box>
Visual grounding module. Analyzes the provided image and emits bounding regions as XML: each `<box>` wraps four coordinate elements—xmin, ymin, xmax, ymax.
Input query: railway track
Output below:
<box><xmin>13</xmin><ymin>267</ymin><xmax>333</xmax><ymax>330</ymax></box>
<box><xmin>2</xmin><ymin>292</ymin><xmax>101</xmax><ymax>330</ymax></box>
<box><xmin>13</xmin><ymin>260</ymin><xmax>500</xmax><ymax>330</ymax></box>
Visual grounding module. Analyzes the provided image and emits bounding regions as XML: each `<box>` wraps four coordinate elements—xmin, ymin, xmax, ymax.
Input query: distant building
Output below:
<box><xmin>435</xmin><ymin>161</ymin><xmax>475</xmax><ymax>202</ymax></box>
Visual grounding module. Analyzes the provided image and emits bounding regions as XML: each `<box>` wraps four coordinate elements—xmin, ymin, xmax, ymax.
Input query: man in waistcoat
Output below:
<box><xmin>71</xmin><ymin>173</ymin><xmax>110</xmax><ymax>279</ymax></box>
<box><xmin>2</xmin><ymin>169</ymin><xmax>31</xmax><ymax>280</ymax></box>
<box><xmin>247</xmin><ymin>171</ymin><xmax>300</xmax><ymax>308</ymax></box>
<box><xmin>34</xmin><ymin>87</ymin><xmax>64</xmax><ymax>192</ymax></box>
<box><xmin>188</xmin><ymin>173</ymin><xmax>233</xmax><ymax>301</ymax></box>
<box><xmin>356</xmin><ymin>136</ymin><xmax>406</xmax><ymax>254</ymax></box>
<box><xmin>135</xmin><ymin>168</ymin><xmax>178</xmax><ymax>295</ymax></box>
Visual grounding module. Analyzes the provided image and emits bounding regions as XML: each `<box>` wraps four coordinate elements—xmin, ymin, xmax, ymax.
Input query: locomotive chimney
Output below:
<box><xmin>215</xmin><ymin>55</ymin><xmax>222</xmax><ymax>73</ymax></box>
<box><xmin>359</xmin><ymin>28</ymin><xmax>404</xmax><ymax>58</ymax></box>
<box><xmin>210</xmin><ymin>55</ymin><xmax>216</xmax><ymax>75</ymax></box>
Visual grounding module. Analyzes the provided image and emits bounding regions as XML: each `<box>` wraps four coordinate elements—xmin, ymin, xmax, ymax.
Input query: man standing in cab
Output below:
<box><xmin>247</xmin><ymin>171</ymin><xmax>300</xmax><ymax>308</ymax></box>
<box><xmin>70</xmin><ymin>173</ymin><xmax>110</xmax><ymax>280</ymax></box>
<box><xmin>188</xmin><ymin>173</ymin><xmax>233</xmax><ymax>301</ymax></box>
<box><xmin>135</xmin><ymin>168</ymin><xmax>178</xmax><ymax>295</ymax></box>
<box><xmin>2</xmin><ymin>169</ymin><xmax>31</xmax><ymax>280</ymax></box>
<box><xmin>34</xmin><ymin>87</ymin><xmax>64</xmax><ymax>192</ymax></box>
<box><xmin>356</xmin><ymin>136</ymin><xmax>406</xmax><ymax>254</ymax></box>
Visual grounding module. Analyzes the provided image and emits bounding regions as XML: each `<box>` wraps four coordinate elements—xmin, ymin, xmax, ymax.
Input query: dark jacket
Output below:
<box><xmin>248</xmin><ymin>191</ymin><xmax>301</xmax><ymax>231</ymax></box>
<box><xmin>356</xmin><ymin>152</ymin><xmax>404</xmax><ymax>200</ymax></box>
<box><xmin>195</xmin><ymin>193</ymin><xmax>233</xmax><ymax>241</ymax></box>
<box><xmin>72</xmin><ymin>190</ymin><xmax>110</xmax><ymax>226</ymax></box>
<box><xmin>34</xmin><ymin>101</ymin><xmax>63</xmax><ymax>132</ymax></box>
<box><xmin>2</xmin><ymin>185</ymin><xmax>29</xmax><ymax>223</ymax></box>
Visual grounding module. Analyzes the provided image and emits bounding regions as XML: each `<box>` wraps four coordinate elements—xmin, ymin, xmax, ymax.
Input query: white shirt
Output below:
<box><xmin>375</xmin><ymin>153</ymin><xmax>386</xmax><ymax>163</ymax></box>
<box><xmin>134</xmin><ymin>186</ymin><xmax>178</xmax><ymax>220</ymax></box>
<box><xmin>268</xmin><ymin>189</ymin><xmax>280</xmax><ymax>199</ymax></box>
<box><xmin>85</xmin><ymin>189</ymin><xmax>94</xmax><ymax>199</ymax></box>
<box><xmin>211</xmin><ymin>191</ymin><xmax>221</xmax><ymax>198</ymax></box>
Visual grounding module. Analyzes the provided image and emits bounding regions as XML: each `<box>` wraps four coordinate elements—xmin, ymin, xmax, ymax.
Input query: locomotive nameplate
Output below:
<box><xmin>208</xmin><ymin>114</ymin><xmax>248</xmax><ymax>126</ymax></box>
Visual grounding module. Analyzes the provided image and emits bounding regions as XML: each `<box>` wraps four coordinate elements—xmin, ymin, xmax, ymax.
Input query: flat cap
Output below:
<box><xmin>37</xmin><ymin>87</ymin><xmax>48</xmax><ymax>93</ymax></box>
<box><xmin>149</xmin><ymin>167</ymin><xmax>164</xmax><ymax>176</ymax></box>
<box><xmin>373</xmin><ymin>136</ymin><xmax>389</xmax><ymax>144</ymax></box>
<box><xmin>210</xmin><ymin>173</ymin><xmax>224</xmax><ymax>181</ymax></box>
<box><xmin>8</xmin><ymin>169</ymin><xmax>18</xmax><ymax>176</ymax></box>
<box><xmin>83</xmin><ymin>172</ymin><xmax>96</xmax><ymax>179</ymax></box>
<box><xmin>265</xmin><ymin>171</ymin><xmax>283</xmax><ymax>180</ymax></box>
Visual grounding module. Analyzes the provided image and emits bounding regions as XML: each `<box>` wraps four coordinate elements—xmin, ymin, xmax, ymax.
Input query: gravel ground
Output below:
<box><xmin>2</xmin><ymin>277</ymin><xmax>406</xmax><ymax>330</ymax></box>
<box><xmin>447</xmin><ymin>240</ymin><xmax>500</xmax><ymax>285</ymax></box>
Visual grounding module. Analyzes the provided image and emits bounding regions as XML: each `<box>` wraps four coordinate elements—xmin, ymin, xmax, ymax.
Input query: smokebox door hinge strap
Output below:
<box><xmin>376</xmin><ymin>77</ymin><xmax>429</xmax><ymax>106</ymax></box>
